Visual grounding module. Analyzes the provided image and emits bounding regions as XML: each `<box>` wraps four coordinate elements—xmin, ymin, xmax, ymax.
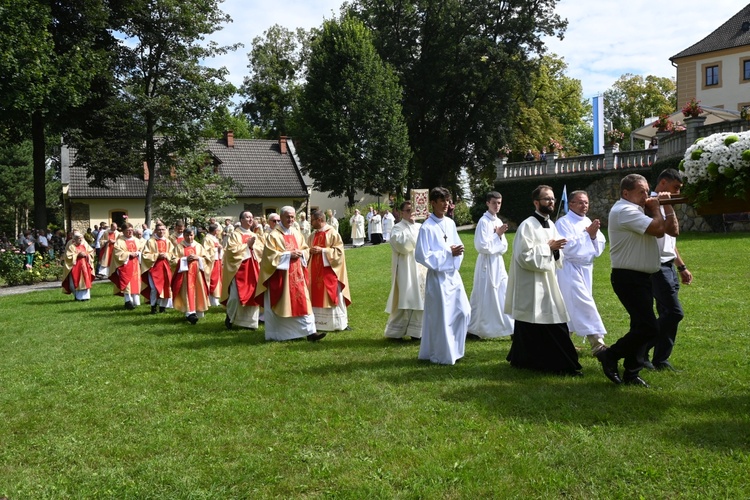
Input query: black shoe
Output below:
<box><xmin>307</xmin><ymin>332</ymin><xmax>326</xmax><ymax>342</ymax></box>
<box><xmin>623</xmin><ymin>376</ymin><xmax>650</xmax><ymax>388</ymax></box>
<box><xmin>595</xmin><ymin>349</ymin><xmax>622</xmax><ymax>384</ymax></box>
<box><xmin>124</xmin><ymin>301</ymin><xmax>134</xmax><ymax>310</ymax></box>
<box><xmin>187</xmin><ymin>313</ymin><xmax>198</xmax><ymax>325</ymax></box>
<box><xmin>654</xmin><ymin>361</ymin><xmax>678</xmax><ymax>372</ymax></box>
<box><xmin>466</xmin><ymin>333</ymin><xmax>482</xmax><ymax>341</ymax></box>
<box><xmin>150</xmin><ymin>305</ymin><xmax>158</xmax><ymax>314</ymax></box>
<box><xmin>225</xmin><ymin>315</ymin><xmax>232</xmax><ymax>330</ymax></box>
<box><xmin>409</xmin><ymin>336</ymin><xmax>421</xmax><ymax>342</ymax></box>
<box><xmin>343</xmin><ymin>326</ymin><xmax>353</xmax><ymax>331</ymax></box>
<box><xmin>159</xmin><ymin>306</ymin><xmax>166</xmax><ymax>313</ymax></box>
<box><xmin>643</xmin><ymin>360</ymin><xmax>656</xmax><ymax>370</ymax></box>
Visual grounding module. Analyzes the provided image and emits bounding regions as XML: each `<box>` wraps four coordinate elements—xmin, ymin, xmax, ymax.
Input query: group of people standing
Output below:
<box><xmin>349</xmin><ymin>206</ymin><xmax>396</xmax><ymax>247</ymax></box>
<box><xmin>382</xmin><ymin>171</ymin><xmax>689</xmax><ymax>388</ymax></box>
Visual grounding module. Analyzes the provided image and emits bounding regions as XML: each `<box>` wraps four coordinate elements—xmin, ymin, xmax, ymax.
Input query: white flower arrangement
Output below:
<box><xmin>680</xmin><ymin>131</ymin><xmax>750</xmax><ymax>205</ymax></box>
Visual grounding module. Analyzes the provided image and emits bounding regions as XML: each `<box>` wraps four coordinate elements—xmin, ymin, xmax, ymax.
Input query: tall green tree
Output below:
<box><xmin>153</xmin><ymin>150</ymin><xmax>236</xmax><ymax>228</ymax></box>
<box><xmin>349</xmin><ymin>0</ymin><xmax>567</xmax><ymax>192</ymax></box>
<box><xmin>67</xmin><ymin>0</ymin><xmax>238</xmax><ymax>225</ymax></box>
<box><xmin>0</xmin><ymin>0</ymin><xmax>113</xmax><ymax>229</ymax></box>
<box><xmin>240</xmin><ymin>25</ymin><xmax>311</xmax><ymax>139</ymax></box>
<box><xmin>603</xmin><ymin>74</ymin><xmax>676</xmax><ymax>149</ymax></box>
<box><xmin>294</xmin><ymin>15</ymin><xmax>412</xmax><ymax>207</ymax></box>
<box><xmin>0</xmin><ymin>141</ymin><xmax>34</xmax><ymax>237</ymax></box>
<box><xmin>201</xmin><ymin>106</ymin><xmax>256</xmax><ymax>140</ymax></box>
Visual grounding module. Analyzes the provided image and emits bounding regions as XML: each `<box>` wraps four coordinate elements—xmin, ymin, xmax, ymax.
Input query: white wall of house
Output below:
<box><xmin>676</xmin><ymin>46</ymin><xmax>750</xmax><ymax>112</ymax></box>
<box><xmin>308</xmin><ymin>189</ymin><xmax>388</xmax><ymax>220</ymax></box>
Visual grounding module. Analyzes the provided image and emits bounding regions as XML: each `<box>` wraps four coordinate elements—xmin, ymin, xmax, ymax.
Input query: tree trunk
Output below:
<box><xmin>144</xmin><ymin>124</ymin><xmax>155</xmax><ymax>226</ymax></box>
<box><xmin>32</xmin><ymin>111</ymin><xmax>47</xmax><ymax>230</ymax></box>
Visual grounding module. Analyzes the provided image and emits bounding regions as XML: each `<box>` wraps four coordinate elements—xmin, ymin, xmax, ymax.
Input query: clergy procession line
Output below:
<box><xmin>62</xmin><ymin>169</ymin><xmax>689</xmax><ymax>388</ymax></box>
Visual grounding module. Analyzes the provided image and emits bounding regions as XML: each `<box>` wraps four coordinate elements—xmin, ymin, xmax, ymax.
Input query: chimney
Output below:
<box><xmin>279</xmin><ymin>136</ymin><xmax>288</xmax><ymax>155</ymax></box>
<box><xmin>224</xmin><ymin>130</ymin><xmax>234</xmax><ymax>148</ymax></box>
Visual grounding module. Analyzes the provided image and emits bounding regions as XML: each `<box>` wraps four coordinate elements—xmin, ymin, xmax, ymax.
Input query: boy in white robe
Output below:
<box><xmin>467</xmin><ymin>191</ymin><xmax>514</xmax><ymax>339</ymax></box>
<box><xmin>415</xmin><ymin>187</ymin><xmax>471</xmax><ymax>365</ymax></box>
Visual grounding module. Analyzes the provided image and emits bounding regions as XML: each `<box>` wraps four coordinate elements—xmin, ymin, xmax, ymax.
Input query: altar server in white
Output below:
<box><xmin>467</xmin><ymin>191</ymin><xmax>514</xmax><ymax>339</ymax></box>
<box><xmin>384</xmin><ymin>201</ymin><xmax>426</xmax><ymax>340</ymax></box>
<box><xmin>554</xmin><ymin>190</ymin><xmax>608</xmax><ymax>355</ymax></box>
<box><xmin>415</xmin><ymin>187</ymin><xmax>471</xmax><ymax>365</ymax></box>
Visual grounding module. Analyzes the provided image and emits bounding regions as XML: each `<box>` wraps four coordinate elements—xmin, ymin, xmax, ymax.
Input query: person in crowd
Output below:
<box><xmin>370</xmin><ymin>209</ymin><xmax>383</xmax><ymax>245</ymax></box>
<box><xmin>467</xmin><ymin>191</ymin><xmax>514</xmax><ymax>340</ymax></box>
<box><xmin>97</xmin><ymin>222</ymin><xmax>119</xmax><ymax>277</ymax></box>
<box><xmin>366</xmin><ymin>206</ymin><xmax>375</xmax><ymax>242</ymax></box>
<box><xmin>170</xmin><ymin>220</ymin><xmax>186</xmax><ymax>247</ymax></box>
<box><xmin>36</xmin><ymin>229</ymin><xmax>49</xmax><ymax>258</ymax></box>
<box><xmin>142</xmin><ymin>223</ymin><xmax>152</xmax><ymax>241</ymax></box>
<box><xmin>298</xmin><ymin>212</ymin><xmax>311</xmax><ymax>240</ymax></box>
<box><xmin>22</xmin><ymin>230</ymin><xmax>35</xmax><ymax>269</ymax></box>
<box><xmin>140</xmin><ymin>222</ymin><xmax>175</xmax><ymax>314</ymax></box>
<box><xmin>524</xmin><ymin>149</ymin><xmax>535</xmax><ymax>161</ymax></box>
<box><xmin>222</xmin><ymin>218</ymin><xmax>234</xmax><ymax>247</ymax></box>
<box><xmin>255</xmin><ymin>206</ymin><xmax>325</xmax><ymax>342</ymax></box>
<box><xmin>326</xmin><ymin>209</ymin><xmax>339</xmax><ymax>232</ymax></box>
<box><xmin>415</xmin><ymin>187</ymin><xmax>471</xmax><ymax>365</ymax></box>
<box><xmin>109</xmin><ymin>222</ymin><xmax>144</xmax><ymax>310</ymax></box>
<box><xmin>382</xmin><ymin>209</ymin><xmax>395</xmax><ymax>242</ymax></box>
<box><xmin>51</xmin><ymin>230</ymin><xmax>66</xmax><ymax>262</ymax></box>
<box><xmin>61</xmin><ymin>231</ymin><xmax>95</xmax><ymax>301</ymax></box>
<box><xmin>646</xmin><ymin>168</ymin><xmax>692</xmax><ymax>372</ymax></box>
<box><xmin>595</xmin><ymin>173</ymin><xmax>675</xmax><ymax>387</ymax></box>
<box><xmin>554</xmin><ymin>190</ymin><xmax>608</xmax><ymax>355</ymax></box>
<box><xmin>171</xmin><ymin>228</ymin><xmax>210</xmax><ymax>324</ymax></box>
<box><xmin>350</xmin><ymin>209</ymin><xmax>365</xmax><ymax>248</ymax></box>
<box><xmin>221</xmin><ymin>211</ymin><xmax>264</xmax><ymax>330</ymax></box>
<box><xmin>384</xmin><ymin>200</ymin><xmax>426</xmax><ymax>341</ymax></box>
<box><xmin>203</xmin><ymin>223</ymin><xmax>224</xmax><ymax>307</ymax></box>
<box><xmin>308</xmin><ymin>209</ymin><xmax>351</xmax><ymax>332</ymax></box>
<box><xmin>504</xmin><ymin>185</ymin><xmax>582</xmax><ymax>376</ymax></box>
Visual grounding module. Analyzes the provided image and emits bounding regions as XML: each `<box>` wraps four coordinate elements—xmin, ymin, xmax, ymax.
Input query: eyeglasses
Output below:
<box><xmin>537</xmin><ymin>197</ymin><xmax>556</xmax><ymax>203</ymax></box>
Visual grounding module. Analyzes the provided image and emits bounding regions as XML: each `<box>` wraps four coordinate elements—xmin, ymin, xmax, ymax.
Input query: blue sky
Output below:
<box><xmin>207</xmin><ymin>0</ymin><xmax>745</xmax><ymax>101</ymax></box>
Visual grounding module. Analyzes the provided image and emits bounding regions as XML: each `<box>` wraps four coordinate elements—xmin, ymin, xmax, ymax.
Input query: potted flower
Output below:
<box><xmin>681</xmin><ymin>98</ymin><xmax>703</xmax><ymax>118</ymax></box>
<box><xmin>548</xmin><ymin>138</ymin><xmax>562</xmax><ymax>153</ymax></box>
<box><xmin>605</xmin><ymin>129</ymin><xmax>625</xmax><ymax>146</ymax></box>
<box><xmin>741</xmin><ymin>105</ymin><xmax>749</xmax><ymax>121</ymax></box>
<box><xmin>652</xmin><ymin>113</ymin><xmax>674</xmax><ymax>133</ymax></box>
<box><xmin>680</xmin><ymin>131</ymin><xmax>750</xmax><ymax>213</ymax></box>
<box><xmin>498</xmin><ymin>145</ymin><xmax>511</xmax><ymax>158</ymax></box>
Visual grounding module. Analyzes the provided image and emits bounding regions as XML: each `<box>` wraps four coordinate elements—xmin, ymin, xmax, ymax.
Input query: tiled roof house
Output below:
<box><xmin>62</xmin><ymin>133</ymin><xmax>311</xmax><ymax>232</ymax></box>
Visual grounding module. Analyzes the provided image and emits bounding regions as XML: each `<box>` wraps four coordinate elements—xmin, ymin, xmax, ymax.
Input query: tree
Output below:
<box><xmin>0</xmin><ymin>141</ymin><xmax>34</xmax><ymax>237</ymax></box>
<box><xmin>153</xmin><ymin>150</ymin><xmax>236</xmax><ymax>228</ymax></box>
<box><xmin>67</xmin><ymin>0</ymin><xmax>238</xmax><ymax>225</ymax></box>
<box><xmin>603</xmin><ymin>74</ymin><xmax>676</xmax><ymax>150</ymax></box>
<box><xmin>349</xmin><ymin>0</ymin><xmax>567</xmax><ymax>192</ymax></box>
<box><xmin>0</xmin><ymin>0</ymin><xmax>114</xmax><ymax>229</ymax></box>
<box><xmin>201</xmin><ymin>106</ymin><xmax>256</xmax><ymax>140</ymax></box>
<box><xmin>293</xmin><ymin>15</ymin><xmax>412</xmax><ymax>207</ymax></box>
<box><xmin>240</xmin><ymin>25</ymin><xmax>311</xmax><ymax>139</ymax></box>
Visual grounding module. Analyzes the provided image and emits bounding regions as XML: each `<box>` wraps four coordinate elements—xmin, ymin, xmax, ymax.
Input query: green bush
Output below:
<box><xmin>452</xmin><ymin>201</ymin><xmax>473</xmax><ymax>226</ymax></box>
<box><xmin>0</xmin><ymin>251</ymin><xmax>64</xmax><ymax>287</ymax></box>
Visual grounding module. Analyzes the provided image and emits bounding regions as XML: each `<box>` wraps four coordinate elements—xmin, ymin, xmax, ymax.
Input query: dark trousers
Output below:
<box><xmin>609</xmin><ymin>269</ymin><xmax>660</xmax><ymax>378</ymax></box>
<box><xmin>648</xmin><ymin>263</ymin><xmax>684</xmax><ymax>364</ymax></box>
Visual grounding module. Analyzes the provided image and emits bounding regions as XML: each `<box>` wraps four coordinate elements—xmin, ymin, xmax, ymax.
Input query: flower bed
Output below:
<box><xmin>680</xmin><ymin>131</ymin><xmax>750</xmax><ymax>212</ymax></box>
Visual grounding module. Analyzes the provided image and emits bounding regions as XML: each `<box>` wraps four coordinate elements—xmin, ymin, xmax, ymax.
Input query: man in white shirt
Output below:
<box><xmin>467</xmin><ymin>191</ymin><xmax>514</xmax><ymax>339</ymax></box>
<box><xmin>554</xmin><ymin>190</ymin><xmax>607</xmax><ymax>355</ymax></box>
<box><xmin>382</xmin><ymin>209</ymin><xmax>395</xmax><ymax>242</ymax></box>
<box><xmin>597</xmin><ymin>174</ymin><xmax>676</xmax><ymax>387</ymax></box>
<box><xmin>646</xmin><ymin>169</ymin><xmax>692</xmax><ymax>371</ymax></box>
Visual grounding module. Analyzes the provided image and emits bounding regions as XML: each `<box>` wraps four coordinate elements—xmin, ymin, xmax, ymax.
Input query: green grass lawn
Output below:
<box><xmin>1</xmin><ymin>230</ymin><xmax>749</xmax><ymax>498</ymax></box>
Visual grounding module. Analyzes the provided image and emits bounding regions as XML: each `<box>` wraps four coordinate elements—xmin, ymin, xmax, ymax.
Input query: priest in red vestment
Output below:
<box><xmin>221</xmin><ymin>211</ymin><xmax>264</xmax><ymax>329</ymax></box>
<box><xmin>109</xmin><ymin>222</ymin><xmax>145</xmax><ymax>309</ymax></box>
<box><xmin>203</xmin><ymin>223</ymin><xmax>224</xmax><ymax>307</ymax></box>
<box><xmin>97</xmin><ymin>222</ymin><xmax>120</xmax><ymax>277</ymax></box>
<box><xmin>255</xmin><ymin>206</ymin><xmax>325</xmax><ymax>342</ymax></box>
<box><xmin>171</xmin><ymin>229</ymin><xmax>210</xmax><ymax>324</ymax></box>
<box><xmin>141</xmin><ymin>222</ymin><xmax>175</xmax><ymax>314</ymax></box>
<box><xmin>62</xmin><ymin>231</ymin><xmax>95</xmax><ymax>301</ymax></box>
<box><xmin>308</xmin><ymin>209</ymin><xmax>351</xmax><ymax>332</ymax></box>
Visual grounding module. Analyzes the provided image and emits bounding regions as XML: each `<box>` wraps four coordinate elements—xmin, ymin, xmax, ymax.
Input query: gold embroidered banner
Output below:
<box><xmin>411</xmin><ymin>189</ymin><xmax>429</xmax><ymax>220</ymax></box>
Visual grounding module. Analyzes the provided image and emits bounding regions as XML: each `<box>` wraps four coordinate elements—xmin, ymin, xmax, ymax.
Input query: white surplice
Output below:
<box><xmin>554</xmin><ymin>211</ymin><xmax>607</xmax><ymax>337</ymax></box>
<box><xmin>467</xmin><ymin>211</ymin><xmax>514</xmax><ymax>338</ymax></box>
<box><xmin>384</xmin><ymin>219</ymin><xmax>426</xmax><ymax>338</ymax></box>
<box><xmin>382</xmin><ymin>212</ymin><xmax>395</xmax><ymax>241</ymax></box>
<box><xmin>504</xmin><ymin>215</ymin><xmax>568</xmax><ymax>324</ymax></box>
<box><xmin>415</xmin><ymin>214</ymin><xmax>470</xmax><ymax>365</ymax></box>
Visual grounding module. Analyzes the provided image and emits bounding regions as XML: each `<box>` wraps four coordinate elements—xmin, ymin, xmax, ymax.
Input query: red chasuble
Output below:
<box><xmin>102</xmin><ymin>231</ymin><xmax>117</xmax><ymax>266</ymax></box>
<box><xmin>230</xmin><ymin>233</ymin><xmax>261</xmax><ymax>306</ymax></box>
<box><xmin>171</xmin><ymin>245</ymin><xmax>207</xmax><ymax>312</ymax></box>
<box><xmin>309</xmin><ymin>231</ymin><xmax>341</xmax><ymax>307</ymax></box>
<box><xmin>141</xmin><ymin>239</ymin><xmax>172</xmax><ymax>299</ymax></box>
<box><xmin>63</xmin><ymin>244</ymin><xmax>94</xmax><ymax>294</ymax></box>
<box><xmin>267</xmin><ymin>234</ymin><xmax>309</xmax><ymax>316</ymax></box>
<box><xmin>110</xmin><ymin>239</ymin><xmax>140</xmax><ymax>294</ymax></box>
<box><xmin>208</xmin><ymin>238</ymin><xmax>222</xmax><ymax>295</ymax></box>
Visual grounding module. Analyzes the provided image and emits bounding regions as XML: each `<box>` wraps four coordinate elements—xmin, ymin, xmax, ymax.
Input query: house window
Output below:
<box><xmin>706</xmin><ymin>65</ymin><xmax>719</xmax><ymax>86</ymax></box>
<box><xmin>744</xmin><ymin>60</ymin><xmax>750</xmax><ymax>81</ymax></box>
<box><xmin>110</xmin><ymin>210</ymin><xmax>128</xmax><ymax>228</ymax></box>
<box><xmin>701</xmin><ymin>61</ymin><xmax>722</xmax><ymax>90</ymax></box>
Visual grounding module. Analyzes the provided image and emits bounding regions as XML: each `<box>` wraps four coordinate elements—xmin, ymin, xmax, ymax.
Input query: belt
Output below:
<box><xmin>661</xmin><ymin>259</ymin><xmax>674</xmax><ymax>267</ymax></box>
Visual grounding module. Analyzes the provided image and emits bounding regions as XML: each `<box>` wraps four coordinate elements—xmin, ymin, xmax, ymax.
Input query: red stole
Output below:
<box><xmin>233</xmin><ymin>233</ymin><xmax>261</xmax><ymax>306</ymax></box>
<box><xmin>309</xmin><ymin>230</ymin><xmax>340</xmax><ymax>307</ymax></box>
<box><xmin>64</xmin><ymin>244</ymin><xmax>93</xmax><ymax>294</ymax></box>
<box><xmin>141</xmin><ymin>239</ymin><xmax>172</xmax><ymax>299</ymax></box>
<box><xmin>268</xmin><ymin>234</ymin><xmax>309</xmax><ymax>316</ymax></box>
<box><xmin>111</xmin><ymin>239</ymin><xmax>139</xmax><ymax>293</ymax></box>
<box><xmin>103</xmin><ymin>231</ymin><xmax>117</xmax><ymax>266</ymax></box>
<box><xmin>208</xmin><ymin>238</ymin><xmax>222</xmax><ymax>294</ymax></box>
